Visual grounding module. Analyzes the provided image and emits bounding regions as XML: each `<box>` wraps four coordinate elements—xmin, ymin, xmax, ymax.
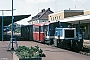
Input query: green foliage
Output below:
<box><xmin>14</xmin><ymin>28</ymin><xmax>21</xmax><ymax>33</ymax></box>
<box><xmin>15</xmin><ymin>45</ymin><xmax>46</xmax><ymax>59</ymax></box>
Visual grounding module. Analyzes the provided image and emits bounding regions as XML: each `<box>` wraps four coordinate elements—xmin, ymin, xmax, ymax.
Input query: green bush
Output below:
<box><xmin>15</xmin><ymin>45</ymin><xmax>46</xmax><ymax>59</ymax></box>
<box><xmin>14</xmin><ymin>28</ymin><xmax>21</xmax><ymax>33</ymax></box>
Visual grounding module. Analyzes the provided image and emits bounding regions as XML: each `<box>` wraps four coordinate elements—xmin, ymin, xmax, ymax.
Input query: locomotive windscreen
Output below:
<box><xmin>65</xmin><ymin>30</ymin><xmax>74</xmax><ymax>38</ymax></box>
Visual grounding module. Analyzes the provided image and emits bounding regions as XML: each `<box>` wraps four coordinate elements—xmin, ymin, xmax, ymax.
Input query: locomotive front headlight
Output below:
<box><xmin>78</xmin><ymin>40</ymin><xmax>80</xmax><ymax>42</ymax></box>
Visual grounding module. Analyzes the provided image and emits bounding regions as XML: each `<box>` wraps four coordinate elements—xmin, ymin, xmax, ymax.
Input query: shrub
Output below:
<box><xmin>15</xmin><ymin>45</ymin><xmax>46</xmax><ymax>59</ymax></box>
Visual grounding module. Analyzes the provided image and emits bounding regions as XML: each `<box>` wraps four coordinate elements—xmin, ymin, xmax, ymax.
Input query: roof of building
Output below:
<box><xmin>28</xmin><ymin>8</ymin><xmax>54</xmax><ymax>22</ymax></box>
<box><xmin>64</xmin><ymin>10</ymin><xmax>83</xmax><ymax>12</ymax></box>
<box><xmin>58</xmin><ymin>14</ymin><xmax>90</xmax><ymax>24</ymax></box>
<box><xmin>49</xmin><ymin>9</ymin><xmax>84</xmax><ymax>16</ymax></box>
<box><xmin>0</xmin><ymin>14</ymin><xmax>31</xmax><ymax>26</ymax></box>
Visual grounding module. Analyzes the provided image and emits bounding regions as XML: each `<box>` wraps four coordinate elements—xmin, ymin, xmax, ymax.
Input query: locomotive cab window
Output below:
<box><xmin>33</xmin><ymin>26</ymin><xmax>39</xmax><ymax>32</ymax></box>
<box><xmin>55</xmin><ymin>28</ymin><xmax>63</xmax><ymax>37</ymax></box>
<box><xmin>65</xmin><ymin>30</ymin><xmax>74</xmax><ymax>38</ymax></box>
<box><xmin>41</xmin><ymin>26</ymin><xmax>44</xmax><ymax>32</ymax></box>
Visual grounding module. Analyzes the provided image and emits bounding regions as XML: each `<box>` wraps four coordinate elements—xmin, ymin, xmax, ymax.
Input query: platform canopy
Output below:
<box><xmin>0</xmin><ymin>14</ymin><xmax>31</xmax><ymax>26</ymax></box>
<box><xmin>59</xmin><ymin>14</ymin><xmax>90</xmax><ymax>24</ymax></box>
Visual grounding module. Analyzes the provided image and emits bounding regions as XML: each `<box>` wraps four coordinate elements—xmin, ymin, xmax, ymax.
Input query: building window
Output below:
<box><xmin>59</xmin><ymin>16</ymin><xmax>61</xmax><ymax>19</ymax></box>
<box><xmin>37</xmin><ymin>21</ymin><xmax>38</xmax><ymax>23</ymax></box>
<box><xmin>55</xmin><ymin>17</ymin><xmax>56</xmax><ymax>20</ymax></box>
<box><xmin>57</xmin><ymin>16</ymin><xmax>58</xmax><ymax>20</ymax></box>
<box><xmin>53</xmin><ymin>17</ymin><xmax>54</xmax><ymax>20</ymax></box>
<box><xmin>51</xmin><ymin>17</ymin><xmax>52</xmax><ymax>20</ymax></box>
<box><xmin>88</xmin><ymin>25</ymin><xmax>90</xmax><ymax>34</ymax></box>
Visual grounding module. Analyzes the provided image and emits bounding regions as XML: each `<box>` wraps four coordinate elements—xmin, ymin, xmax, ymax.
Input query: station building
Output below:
<box><xmin>28</xmin><ymin>8</ymin><xmax>53</xmax><ymax>24</ymax></box>
<box><xmin>48</xmin><ymin>9</ymin><xmax>90</xmax><ymax>39</ymax></box>
<box><xmin>84</xmin><ymin>9</ymin><xmax>90</xmax><ymax>15</ymax></box>
<box><xmin>0</xmin><ymin>14</ymin><xmax>31</xmax><ymax>40</ymax></box>
<box><xmin>48</xmin><ymin>9</ymin><xmax>84</xmax><ymax>21</ymax></box>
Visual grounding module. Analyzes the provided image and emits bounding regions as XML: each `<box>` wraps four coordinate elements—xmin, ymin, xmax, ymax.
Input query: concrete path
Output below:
<box><xmin>0</xmin><ymin>41</ymin><xmax>90</xmax><ymax>60</ymax></box>
<box><xmin>16</xmin><ymin>41</ymin><xmax>90</xmax><ymax>60</ymax></box>
<box><xmin>0</xmin><ymin>41</ymin><xmax>13</xmax><ymax>60</ymax></box>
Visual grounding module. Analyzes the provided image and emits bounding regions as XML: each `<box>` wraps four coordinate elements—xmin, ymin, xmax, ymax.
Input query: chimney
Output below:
<box><xmin>48</xmin><ymin>8</ymin><xmax>50</xmax><ymax>11</ymax></box>
<box><xmin>41</xmin><ymin>9</ymin><xmax>45</xmax><ymax>12</ymax></box>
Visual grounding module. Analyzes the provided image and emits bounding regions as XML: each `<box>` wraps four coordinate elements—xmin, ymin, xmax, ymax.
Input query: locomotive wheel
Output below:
<box><xmin>56</xmin><ymin>39</ymin><xmax>62</xmax><ymax>48</ymax></box>
<box><xmin>50</xmin><ymin>39</ymin><xmax>54</xmax><ymax>45</ymax></box>
<box><xmin>77</xmin><ymin>40</ymin><xmax>83</xmax><ymax>50</ymax></box>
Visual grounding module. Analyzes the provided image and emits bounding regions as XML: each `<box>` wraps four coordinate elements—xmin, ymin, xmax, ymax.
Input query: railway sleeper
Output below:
<box><xmin>80</xmin><ymin>51</ymin><xmax>90</xmax><ymax>56</ymax></box>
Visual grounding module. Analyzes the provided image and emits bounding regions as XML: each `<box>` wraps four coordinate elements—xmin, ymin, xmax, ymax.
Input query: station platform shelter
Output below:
<box><xmin>0</xmin><ymin>14</ymin><xmax>31</xmax><ymax>41</ymax></box>
<box><xmin>59</xmin><ymin>14</ymin><xmax>90</xmax><ymax>40</ymax></box>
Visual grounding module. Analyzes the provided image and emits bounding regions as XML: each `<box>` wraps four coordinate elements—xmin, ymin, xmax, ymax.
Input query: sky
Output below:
<box><xmin>0</xmin><ymin>0</ymin><xmax>90</xmax><ymax>25</ymax></box>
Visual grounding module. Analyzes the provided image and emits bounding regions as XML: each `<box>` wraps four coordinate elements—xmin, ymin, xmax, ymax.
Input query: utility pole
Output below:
<box><xmin>7</xmin><ymin>0</ymin><xmax>17</xmax><ymax>51</ymax></box>
<box><xmin>11</xmin><ymin>0</ymin><xmax>14</xmax><ymax>50</ymax></box>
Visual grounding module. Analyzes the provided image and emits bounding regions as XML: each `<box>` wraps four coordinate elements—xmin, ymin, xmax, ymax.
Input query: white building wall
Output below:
<box><xmin>39</xmin><ymin>19</ymin><xmax>48</xmax><ymax>23</ymax></box>
<box><xmin>29</xmin><ymin>19</ymin><xmax>48</xmax><ymax>24</ymax></box>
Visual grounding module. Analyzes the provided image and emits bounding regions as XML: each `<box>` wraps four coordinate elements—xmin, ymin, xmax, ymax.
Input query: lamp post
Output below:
<box><xmin>0</xmin><ymin>9</ymin><xmax>16</xmax><ymax>41</ymax></box>
<box><xmin>11</xmin><ymin>0</ymin><xmax>14</xmax><ymax>50</ymax></box>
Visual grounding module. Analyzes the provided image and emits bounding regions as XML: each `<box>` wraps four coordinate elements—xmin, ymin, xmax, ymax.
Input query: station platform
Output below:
<box><xmin>0</xmin><ymin>40</ymin><xmax>90</xmax><ymax>60</ymax></box>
